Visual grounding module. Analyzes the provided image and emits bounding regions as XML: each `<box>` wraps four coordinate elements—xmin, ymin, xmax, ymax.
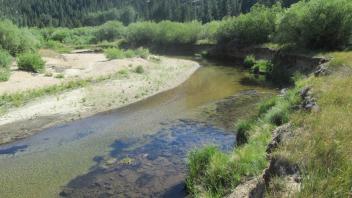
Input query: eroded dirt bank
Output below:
<box><xmin>0</xmin><ymin>52</ymin><xmax>199</xmax><ymax>145</ymax></box>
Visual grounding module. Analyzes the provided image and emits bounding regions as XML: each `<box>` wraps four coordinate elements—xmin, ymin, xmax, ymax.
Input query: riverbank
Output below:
<box><xmin>0</xmin><ymin>52</ymin><xmax>200</xmax><ymax>145</ymax></box>
<box><xmin>186</xmin><ymin>49</ymin><xmax>352</xmax><ymax>197</ymax></box>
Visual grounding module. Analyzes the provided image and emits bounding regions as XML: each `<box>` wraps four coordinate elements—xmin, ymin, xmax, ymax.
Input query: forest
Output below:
<box><xmin>0</xmin><ymin>0</ymin><xmax>298</xmax><ymax>27</ymax></box>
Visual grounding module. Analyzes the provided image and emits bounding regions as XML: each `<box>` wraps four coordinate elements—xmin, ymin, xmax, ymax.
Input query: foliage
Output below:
<box><xmin>104</xmin><ymin>47</ymin><xmax>149</xmax><ymax>60</ymax></box>
<box><xmin>276</xmin><ymin>0</ymin><xmax>352</xmax><ymax>50</ymax></box>
<box><xmin>104</xmin><ymin>48</ymin><xmax>125</xmax><ymax>60</ymax></box>
<box><xmin>0</xmin><ymin>50</ymin><xmax>12</xmax><ymax>68</ymax></box>
<box><xmin>125</xmin><ymin>21</ymin><xmax>202</xmax><ymax>46</ymax></box>
<box><xmin>199</xmin><ymin>21</ymin><xmax>221</xmax><ymax>43</ymax></box>
<box><xmin>17</xmin><ymin>52</ymin><xmax>45</xmax><ymax>73</ymax></box>
<box><xmin>0</xmin><ymin>49</ymin><xmax>12</xmax><ymax>81</ymax></box>
<box><xmin>154</xmin><ymin>21</ymin><xmax>202</xmax><ymax>45</ymax></box>
<box><xmin>93</xmin><ymin>21</ymin><xmax>125</xmax><ymax>42</ymax></box>
<box><xmin>134</xmin><ymin>48</ymin><xmax>150</xmax><ymax>59</ymax></box>
<box><xmin>0</xmin><ymin>68</ymin><xmax>11</xmax><ymax>82</ymax></box>
<box><xmin>251</xmin><ymin>60</ymin><xmax>273</xmax><ymax>75</ymax></box>
<box><xmin>0</xmin><ymin>20</ymin><xmax>40</xmax><ymax>55</ymax></box>
<box><xmin>126</xmin><ymin>22</ymin><xmax>159</xmax><ymax>46</ymax></box>
<box><xmin>216</xmin><ymin>4</ymin><xmax>282</xmax><ymax>46</ymax></box>
<box><xmin>244</xmin><ymin>55</ymin><xmax>256</xmax><ymax>68</ymax></box>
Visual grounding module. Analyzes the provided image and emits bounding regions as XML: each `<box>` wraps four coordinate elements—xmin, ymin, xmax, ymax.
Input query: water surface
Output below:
<box><xmin>0</xmin><ymin>58</ymin><xmax>274</xmax><ymax>197</ymax></box>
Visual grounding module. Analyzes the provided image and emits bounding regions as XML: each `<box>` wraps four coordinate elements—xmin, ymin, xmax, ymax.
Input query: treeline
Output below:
<box><xmin>0</xmin><ymin>0</ymin><xmax>298</xmax><ymax>27</ymax></box>
<box><xmin>33</xmin><ymin>0</ymin><xmax>352</xmax><ymax>51</ymax></box>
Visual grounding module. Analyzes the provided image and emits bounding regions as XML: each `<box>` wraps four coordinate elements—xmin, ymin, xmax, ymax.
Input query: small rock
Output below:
<box><xmin>314</xmin><ymin>63</ymin><xmax>331</xmax><ymax>77</ymax></box>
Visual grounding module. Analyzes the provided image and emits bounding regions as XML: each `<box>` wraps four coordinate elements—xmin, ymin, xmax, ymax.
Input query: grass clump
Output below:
<box><xmin>17</xmin><ymin>52</ymin><xmax>45</xmax><ymax>73</ymax></box>
<box><xmin>104</xmin><ymin>48</ymin><xmax>125</xmax><ymax>60</ymax></box>
<box><xmin>258</xmin><ymin>97</ymin><xmax>277</xmax><ymax>116</ymax></box>
<box><xmin>235</xmin><ymin>119</ymin><xmax>254</xmax><ymax>146</ymax></box>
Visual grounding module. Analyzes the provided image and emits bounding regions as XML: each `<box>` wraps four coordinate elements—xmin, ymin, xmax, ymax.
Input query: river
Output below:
<box><xmin>0</xmin><ymin>57</ymin><xmax>274</xmax><ymax>197</ymax></box>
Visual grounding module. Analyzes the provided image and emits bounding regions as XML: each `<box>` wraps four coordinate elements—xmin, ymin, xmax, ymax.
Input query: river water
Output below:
<box><xmin>0</xmin><ymin>58</ymin><xmax>274</xmax><ymax>197</ymax></box>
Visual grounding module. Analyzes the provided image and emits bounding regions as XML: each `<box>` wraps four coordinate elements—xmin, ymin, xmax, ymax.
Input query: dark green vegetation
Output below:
<box><xmin>0</xmin><ymin>0</ymin><xmax>298</xmax><ymax>27</ymax></box>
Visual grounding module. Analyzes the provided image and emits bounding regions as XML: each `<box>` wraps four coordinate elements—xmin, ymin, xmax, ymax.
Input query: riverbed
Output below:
<box><xmin>0</xmin><ymin>58</ymin><xmax>274</xmax><ymax>197</ymax></box>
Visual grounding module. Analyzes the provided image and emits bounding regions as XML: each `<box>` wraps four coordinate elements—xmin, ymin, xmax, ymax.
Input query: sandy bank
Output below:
<box><xmin>0</xmin><ymin>52</ymin><xmax>199</xmax><ymax>145</ymax></box>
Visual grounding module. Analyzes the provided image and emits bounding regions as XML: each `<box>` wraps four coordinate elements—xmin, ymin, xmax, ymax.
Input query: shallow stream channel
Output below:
<box><xmin>0</xmin><ymin>57</ymin><xmax>275</xmax><ymax>197</ymax></box>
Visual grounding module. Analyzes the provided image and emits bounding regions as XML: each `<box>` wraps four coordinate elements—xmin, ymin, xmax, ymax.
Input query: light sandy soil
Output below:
<box><xmin>0</xmin><ymin>51</ymin><xmax>199</xmax><ymax>144</ymax></box>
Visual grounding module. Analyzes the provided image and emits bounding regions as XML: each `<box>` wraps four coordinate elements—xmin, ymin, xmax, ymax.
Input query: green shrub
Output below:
<box><xmin>276</xmin><ymin>0</ymin><xmax>352</xmax><ymax>50</ymax></box>
<box><xmin>126</xmin><ymin>20</ymin><xmax>202</xmax><ymax>46</ymax></box>
<box><xmin>0</xmin><ymin>67</ymin><xmax>10</xmax><ymax>81</ymax></box>
<box><xmin>104</xmin><ymin>48</ymin><xmax>125</xmax><ymax>59</ymax></box>
<box><xmin>126</xmin><ymin>21</ymin><xmax>159</xmax><ymax>46</ymax></box>
<box><xmin>155</xmin><ymin>21</ymin><xmax>202</xmax><ymax>45</ymax></box>
<box><xmin>0</xmin><ymin>49</ymin><xmax>12</xmax><ymax>81</ymax></box>
<box><xmin>124</xmin><ymin>49</ymin><xmax>135</xmax><ymax>58</ymax></box>
<box><xmin>200</xmin><ymin>21</ymin><xmax>221</xmax><ymax>43</ymax></box>
<box><xmin>94</xmin><ymin>21</ymin><xmax>125</xmax><ymax>42</ymax></box>
<box><xmin>17</xmin><ymin>52</ymin><xmax>45</xmax><ymax>73</ymax></box>
<box><xmin>135</xmin><ymin>65</ymin><xmax>144</xmax><ymax>74</ymax></box>
<box><xmin>50</xmin><ymin>28</ymin><xmax>72</xmax><ymax>42</ymax></box>
<box><xmin>244</xmin><ymin>55</ymin><xmax>256</xmax><ymax>68</ymax></box>
<box><xmin>0</xmin><ymin>49</ymin><xmax>12</xmax><ymax>68</ymax></box>
<box><xmin>0</xmin><ymin>20</ymin><xmax>40</xmax><ymax>55</ymax></box>
<box><xmin>216</xmin><ymin>4</ymin><xmax>282</xmax><ymax>46</ymax></box>
<box><xmin>134</xmin><ymin>47</ymin><xmax>149</xmax><ymax>59</ymax></box>
<box><xmin>251</xmin><ymin>60</ymin><xmax>273</xmax><ymax>74</ymax></box>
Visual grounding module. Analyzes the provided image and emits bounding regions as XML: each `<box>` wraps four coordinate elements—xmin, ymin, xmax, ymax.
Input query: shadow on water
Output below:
<box><xmin>0</xmin><ymin>145</ymin><xmax>28</xmax><ymax>155</ymax></box>
<box><xmin>60</xmin><ymin>120</ymin><xmax>235</xmax><ymax>197</ymax></box>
